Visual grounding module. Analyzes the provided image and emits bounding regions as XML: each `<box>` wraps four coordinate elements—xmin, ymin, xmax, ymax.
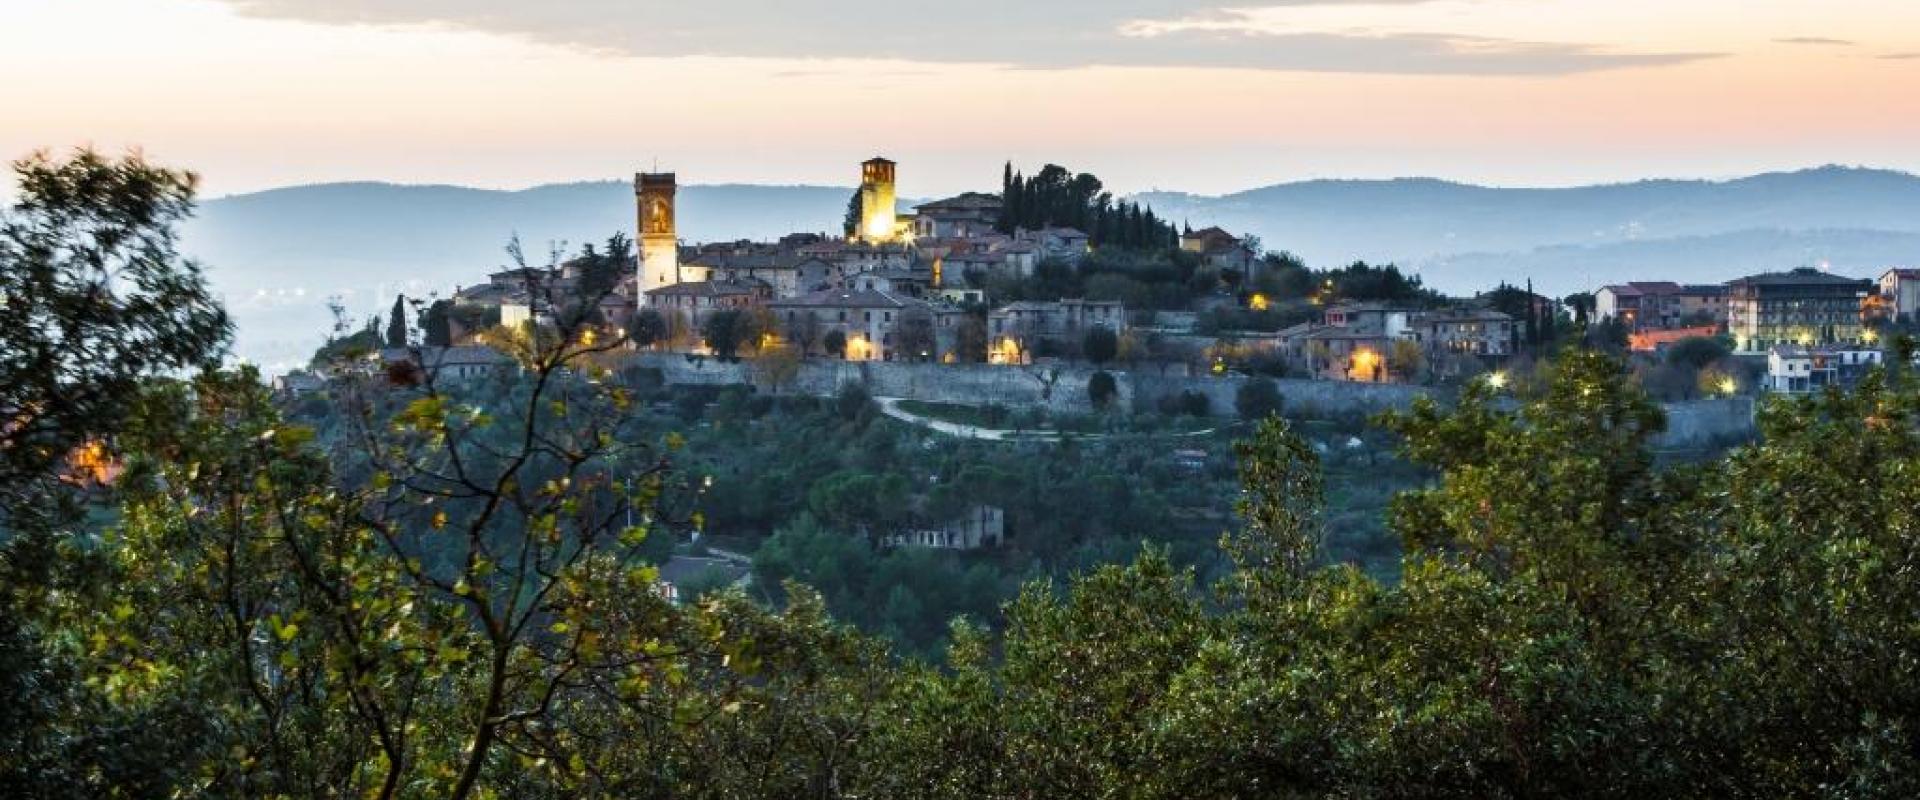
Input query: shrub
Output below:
<box><xmin>1236</xmin><ymin>378</ymin><xmax>1283</xmax><ymax>421</ymax></box>
<box><xmin>1088</xmin><ymin>371</ymin><xmax>1118</xmax><ymax>409</ymax></box>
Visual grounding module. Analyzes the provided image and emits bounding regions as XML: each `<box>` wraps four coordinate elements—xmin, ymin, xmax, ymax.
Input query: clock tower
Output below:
<box><xmin>635</xmin><ymin>172</ymin><xmax>679</xmax><ymax>289</ymax></box>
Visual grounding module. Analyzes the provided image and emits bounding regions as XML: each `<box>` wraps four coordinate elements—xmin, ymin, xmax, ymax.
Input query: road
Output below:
<box><xmin>873</xmin><ymin>397</ymin><xmax>1220</xmax><ymax>442</ymax></box>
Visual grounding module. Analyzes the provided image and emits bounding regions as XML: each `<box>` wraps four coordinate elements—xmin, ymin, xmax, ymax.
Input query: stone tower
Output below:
<box><xmin>858</xmin><ymin>157</ymin><xmax>897</xmax><ymax>243</ymax></box>
<box><xmin>635</xmin><ymin>172</ymin><xmax>678</xmax><ymax>289</ymax></box>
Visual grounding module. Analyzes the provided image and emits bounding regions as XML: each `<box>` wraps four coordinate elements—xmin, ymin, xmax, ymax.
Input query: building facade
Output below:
<box><xmin>1765</xmin><ymin>345</ymin><xmax>1883</xmax><ymax>394</ymax></box>
<box><xmin>768</xmin><ymin>288</ymin><xmax>945</xmax><ymax>362</ymax></box>
<box><xmin>1726</xmin><ymin>268</ymin><xmax>1873</xmax><ymax>352</ymax></box>
<box><xmin>1880</xmin><ymin>268</ymin><xmax>1920</xmax><ymax>322</ymax></box>
<box><xmin>912</xmin><ymin>193</ymin><xmax>1002</xmax><ymax>239</ymax></box>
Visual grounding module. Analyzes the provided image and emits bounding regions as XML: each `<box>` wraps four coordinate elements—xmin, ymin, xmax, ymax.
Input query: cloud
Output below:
<box><xmin>214</xmin><ymin>1</ymin><xmax>1718</xmax><ymax>76</ymax></box>
<box><xmin>1879</xmin><ymin>52</ymin><xmax>1920</xmax><ymax>60</ymax></box>
<box><xmin>1774</xmin><ymin>37</ymin><xmax>1856</xmax><ymax>46</ymax></box>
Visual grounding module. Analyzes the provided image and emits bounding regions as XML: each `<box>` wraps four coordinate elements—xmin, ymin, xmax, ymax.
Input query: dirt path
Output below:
<box><xmin>873</xmin><ymin>397</ymin><xmax>1220</xmax><ymax>442</ymax></box>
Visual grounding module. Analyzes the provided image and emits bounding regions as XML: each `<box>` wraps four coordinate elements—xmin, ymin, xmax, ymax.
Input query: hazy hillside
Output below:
<box><xmin>1137</xmin><ymin>166</ymin><xmax>1920</xmax><ymax>282</ymax></box>
<box><xmin>180</xmin><ymin>167</ymin><xmax>1920</xmax><ymax>370</ymax></box>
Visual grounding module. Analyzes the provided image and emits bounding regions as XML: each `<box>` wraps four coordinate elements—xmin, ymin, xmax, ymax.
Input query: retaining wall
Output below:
<box><xmin>631</xmin><ymin>353</ymin><xmax>1760</xmax><ymax>444</ymax></box>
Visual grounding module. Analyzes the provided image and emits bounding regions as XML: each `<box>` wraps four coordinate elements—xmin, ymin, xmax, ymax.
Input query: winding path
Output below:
<box><xmin>873</xmin><ymin>397</ymin><xmax>1220</xmax><ymax>442</ymax></box>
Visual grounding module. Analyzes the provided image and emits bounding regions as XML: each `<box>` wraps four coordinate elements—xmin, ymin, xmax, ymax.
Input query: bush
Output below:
<box><xmin>1666</xmin><ymin>335</ymin><xmax>1731</xmax><ymax>370</ymax></box>
<box><xmin>1158</xmin><ymin>390</ymin><xmax>1211</xmax><ymax>417</ymax></box>
<box><xmin>1083</xmin><ymin>327</ymin><xmax>1119</xmax><ymax>365</ymax></box>
<box><xmin>1088</xmin><ymin>371</ymin><xmax>1118</xmax><ymax>409</ymax></box>
<box><xmin>1236</xmin><ymin>378</ymin><xmax>1283</xmax><ymax>421</ymax></box>
<box><xmin>835</xmin><ymin>382</ymin><xmax>871</xmax><ymax>421</ymax></box>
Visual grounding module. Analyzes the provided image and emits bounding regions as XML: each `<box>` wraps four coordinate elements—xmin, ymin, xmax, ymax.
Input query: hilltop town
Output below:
<box><xmin>286</xmin><ymin>155</ymin><xmax>1916</xmax><ymax>413</ymax></box>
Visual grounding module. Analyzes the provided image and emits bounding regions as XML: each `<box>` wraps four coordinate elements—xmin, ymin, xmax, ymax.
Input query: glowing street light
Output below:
<box><xmin>1486</xmin><ymin>371</ymin><xmax>1509</xmax><ymax>390</ymax></box>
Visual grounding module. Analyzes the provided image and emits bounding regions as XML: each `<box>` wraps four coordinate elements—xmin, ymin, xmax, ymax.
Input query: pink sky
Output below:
<box><xmin>3</xmin><ymin>0</ymin><xmax>1918</xmax><ymax>197</ymax></box>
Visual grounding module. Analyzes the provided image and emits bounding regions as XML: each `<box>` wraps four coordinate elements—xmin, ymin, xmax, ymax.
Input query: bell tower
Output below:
<box><xmin>636</xmin><ymin>172</ymin><xmax>679</xmax><ymax>289</ymax></box>
<box><xmin>858</xmin><ymin>157</ymin><xmax>897</xmax><ymax>243</ymax></box>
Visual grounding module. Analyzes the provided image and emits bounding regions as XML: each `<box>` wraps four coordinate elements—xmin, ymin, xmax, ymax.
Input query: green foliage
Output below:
<box><xmin>1081</xmin><ymin>326</ymin><xmax>1118</xmax><ymax>365</ymax></box>
<box><xmin>1665</xmin><ymin>334</ymin><xmax>1731</xmax><ymax>369</ymax></box>
<box><xmin>1235</xmin><ymin>377</ymin><xmax>1283</xmax><ymax>421</ymax></box>
<box><xmin>420</xmin><ymin>298</ymin><xmax>453</xmax><ymax>347</ymax></box>
<box><xmin>702</xmin><ymin>309</ymin><xmax>747</xmax><ymax>359</ymax></box>
<box><xmin>386</xmin><ymin>293</ymin><xmax>409</xmax><ymax>347</ymax></box>
<box><xmin>628</xmin><ymin>308</ymin><xmax>667</xmax><ymax>348</ymax></box>
<box><xmin>0</xmin><ymin>148</ymin><xmax>231</xmax><ymax>507</ymax></box>
<box><xmin>0</xmin><ymin>149</ymin><xmax>231</xmax><ymax>796</ymax></box>
<box><xmin>1087</xmin><ymin>371</ymin><xmax>1118</xmax><ymax>409</ymax></box>
<box><xmin>842</xmin><ymin>189</ymin><xmax>862</xmax><ymax>239</ymax></box>
<box><xmin>1158</xmin><ymin>389</ymin><xmax>1211</xmax><ymax>417</ymax></box>
<box><xmin>28</xmin><ymin>147</ymin><xmax>1920</xmax><ymax>798</ymax></box>
<box><xmin>999</xmin><ymin>162</ymin><xmax>1176</xmax><ymax>250</ymax></box>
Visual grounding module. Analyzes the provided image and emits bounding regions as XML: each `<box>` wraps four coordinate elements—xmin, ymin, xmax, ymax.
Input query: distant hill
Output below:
<box><xmin>1136</xmin><ymin>166</ymin><xmax>1920</xmax><ymax>291</ymax></box>
<box><xmin>181</xmin><ymin>167</ymin><xmax>1920</xmax><ymax>370</ymax></box>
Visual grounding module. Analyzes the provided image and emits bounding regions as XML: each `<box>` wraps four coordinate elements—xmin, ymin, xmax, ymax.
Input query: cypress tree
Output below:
<box><xmin>1524</xmin><ymin>279</ymin><xmax>1539</xmax><ymax>346</ymax></box>
<box><xmin>386</xmin><ymin>294</ymin><xmax>408</xmax><ymax>348</ymax></box>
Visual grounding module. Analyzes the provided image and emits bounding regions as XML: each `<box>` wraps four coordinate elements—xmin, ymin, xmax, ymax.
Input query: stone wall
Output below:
<box><xmin>633</xmin><ymin>353</ymin><xmax>1130</xmax><ymax>414</ymax></box>
<box><xmin>1131</xmin><ymin>374</ymin><xmax>1431</xmax><ymax>419</ymax></box>
<box><xmin>1655</xmin><ymin>396</ymin><xmax>1756</xmax><ymax>449</ymax></box>
<box><xmin>630</xmin><ymin>353</ymin><xmax>1761</xmax><ymax>443</ymax></box>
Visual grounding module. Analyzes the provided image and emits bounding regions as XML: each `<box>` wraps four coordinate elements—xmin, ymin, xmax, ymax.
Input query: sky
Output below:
<box><xmin>2</xmin><ymin>0</ymin><xmax>1919</xmax><ymax>197</ymax></box>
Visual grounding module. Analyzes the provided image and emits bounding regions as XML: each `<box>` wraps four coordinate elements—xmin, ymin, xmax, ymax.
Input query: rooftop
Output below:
<box><xmin>768</xmin><ymin>288</ymin><xmax>929</xmax><ymax>310</ymax></box>
<box><xmin>644</xmin><ymin>280</ymin><xmax>763</xmax><ymax>298</ymax></box>
<box><xmin>1728</xmin><ymin>267</ymin><xmax>1874</xmax><ymax>288</ymax></box>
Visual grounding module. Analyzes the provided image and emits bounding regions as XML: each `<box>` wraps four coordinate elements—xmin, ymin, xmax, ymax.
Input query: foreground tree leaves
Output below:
<box><xmin>13</xmin><ymin>152</ymin><xmax>1920</xmax><ymax>798</ymax></box>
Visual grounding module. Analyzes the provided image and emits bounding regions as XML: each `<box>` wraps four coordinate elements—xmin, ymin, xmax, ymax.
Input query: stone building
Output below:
<box><xmin>1595</xmin><ymin>282</ymin><xmax>1726</xmax><ymax>330</ymax></box>
<box><xmin>885</xmin><ymin>505</ymin><xmax>1006</xmax><ymax>550</ymax></box>
<box><xmin>636</xmin><ymin>172</ymin><xmax>679</xmax><ymax>291</ymax></box>
<box><xmin>1410</xmin><ymin>309</ymin><xmax>1516</xmax><ymax>357</ymax></box>
<box><xmin>1180</xmin><ymin>226</ymin><xmax>1257</xmax><ymax>276</ymax></box>
<box><xmin>643</xmin><ymin>280</ymin><xmax>768</xmax><ymax>338</ymax></box>
<box><xmin>380</xmin><ymin>346</ymin><xmax>516</xmax><ymax>384</ymax></box>
<box><xmin>912</xmin><ymin>192</ymin><xmax>1003</xmax><ymax>239</ymax></box>
<box><xmin>768</xmin><ymin>288</ymin><xmax>948</xmax><ymax>361</ymax></box>
<box><xmin>988</xmin><ymin>299</ymin><xmax>1127</xmax><ymax>355</ymax></box>
<box><xmin>858</xmin><ymin>157</ymin><xmax>911</xmax><ymax>243</ymax></box>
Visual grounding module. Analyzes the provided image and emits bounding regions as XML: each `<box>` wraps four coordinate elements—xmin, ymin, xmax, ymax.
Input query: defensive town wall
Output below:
<box><xmin>628</xmin><ymin>353</ymin><xmax>1755</xmax><ymax>449</ymax></box>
